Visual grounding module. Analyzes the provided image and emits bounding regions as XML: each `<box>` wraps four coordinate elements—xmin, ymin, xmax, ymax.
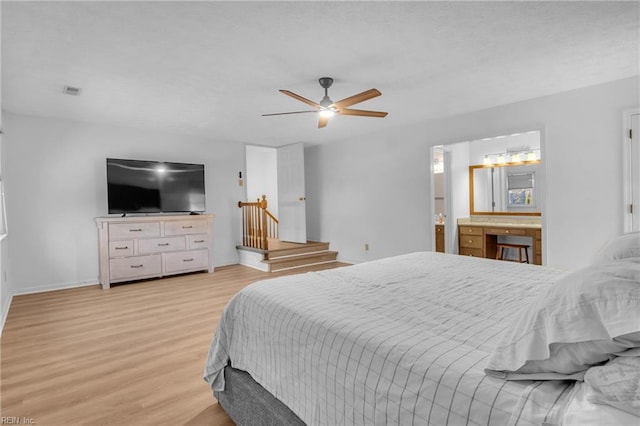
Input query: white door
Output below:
<box><xmin>631</xmin><ymin>113</ymin><xmax>640</xmax><ymax>231</ymax></box>
<box><xmin>277</xmin><ymin>143</ymin><xmax>307</xmax><ymax>243</ymax></box>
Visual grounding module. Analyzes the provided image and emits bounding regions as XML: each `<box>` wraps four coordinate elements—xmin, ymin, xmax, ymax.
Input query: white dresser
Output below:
<box><xmin>96</xmin><ymin>214</ymin><xmax>214</xmax><ymax>289</ymax></box>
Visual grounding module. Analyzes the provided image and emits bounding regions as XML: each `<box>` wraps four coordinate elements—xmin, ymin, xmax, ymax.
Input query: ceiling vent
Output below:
<box><xmin>63</xmin><ymin>85</ymin><xmax>82</xmax><ymax>96</ymax></box>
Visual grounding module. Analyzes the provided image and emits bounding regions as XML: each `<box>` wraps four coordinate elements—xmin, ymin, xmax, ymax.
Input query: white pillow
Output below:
<box><xmin>485</xmin><ymin>259</ymin><xmax>640</xmax><ymax>380</ymax></box>
<box><xmin>584</xmin><ymin>356</ymin><xmax>640</xmax><ymax>416</ymax></box>
<box><xmin>592</xmin><ymin>231</ymin><xmax>640</xmax><ymax>263</ymax></box>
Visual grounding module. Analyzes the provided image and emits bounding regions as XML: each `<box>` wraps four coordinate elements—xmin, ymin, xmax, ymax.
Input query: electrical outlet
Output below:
<box><xmin>365</xmin><ymin>243</ymin><xmax>369</xmax><ymax>251</ymax></box>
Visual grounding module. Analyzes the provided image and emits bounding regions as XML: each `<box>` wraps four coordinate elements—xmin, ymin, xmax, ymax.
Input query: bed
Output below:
<box><xmin>204</xmin><ymin>233</ymin><xmax>640</xmax><ymax>426</ymax></box>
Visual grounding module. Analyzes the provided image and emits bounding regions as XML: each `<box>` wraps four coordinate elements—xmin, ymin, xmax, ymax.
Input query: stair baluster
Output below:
<box><xmin>238</xmin><ymin>195</ymin><xmax>279</xmax><ymax>250</ymax></box>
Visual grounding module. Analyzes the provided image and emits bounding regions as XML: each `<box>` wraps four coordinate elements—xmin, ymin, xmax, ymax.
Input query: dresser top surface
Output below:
<box><xmin>96</xmin><ymin>214</ymin><xmax>213</xmax><ymax>224</ymax></box>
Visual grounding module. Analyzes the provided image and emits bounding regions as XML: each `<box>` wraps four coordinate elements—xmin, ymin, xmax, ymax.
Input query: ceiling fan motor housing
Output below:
<box><xmin>320</xmin><ymin>95</ymin><xmax>333</xmax><ymax>108</ymax></box>
<box><xmin>318</xmin><ymin>77</ymin><xmax>334</xmax><ymax>89</ymax></box>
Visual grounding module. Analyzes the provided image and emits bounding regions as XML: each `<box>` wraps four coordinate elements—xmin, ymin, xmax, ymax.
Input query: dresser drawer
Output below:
<box><xmin>164</xmin><ymin>219</ymin><xmax>210</xmax><ymax>236</ymax></box>
<box><xmin>164</xmin><ymin>249</ymin><xmax>209</xmax><ymax>273</ymax></box>
<box><xmin>485</xmin><ymin>227</ymin><xmax>527</xmax><ymax>236</ymax></box>
<box><xmin>138</xmin><ymin>236</ymin><xmax>186</xmax><ymax>254</ymax></box>
<box><xmin>459</xmin><ymin>235</ymin><xmax>483</xmax><ymax>249</ymax></box>
<box><xmin>460</xmin><ymin>247</ymin><xmax>483</xmax><ymax>258</ymax></box>
<box><xmin>187</xmin><ymin>233</ymin><xmax>209</xmax><ymax>250</ymax></box>
<box><xmin>109</xmin><ymin>222</ymin><xmax>160</xmax><ymax>240</ymax></box>
<box><xmin>109</xmin><ymin>240</ymin><xmax>134</xmax><ymax>258</ymax></box>
<box><xmin>459</xmin><ymin>226</ymin><xmax>482</xmax><ymax>236</ymax></box>
<box><xmin>110</xmin><ymin>255</ymin><xmax>161</xmax><ymax>281</ymax></box>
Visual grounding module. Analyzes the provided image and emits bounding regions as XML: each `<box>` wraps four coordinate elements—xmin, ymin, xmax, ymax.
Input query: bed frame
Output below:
<box><xmin>215</xmin><ymin>364</ymin><xmax>305</xmax><ymax>426</ymax></box>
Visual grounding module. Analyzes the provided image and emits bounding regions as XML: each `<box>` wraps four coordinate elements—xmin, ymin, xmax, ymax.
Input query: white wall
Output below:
<box><xmin>306</xmin><ymin>76</ymin><xmax>639</xmax><ymax>270</ymax></box>
<box><xmin>2</xmin><ymin>113</ymin><xmax>245</xmax><ymax>296</ymax></box>
<box><xmin>0</xmin><ymin>131</ymin><xmax>7</xmax><ymax>331</ymax></box>
<box><xmin>245</xmin><ymin>145</ymin><xmax>278</xmax><ymax>218</ymax></box>
<box><xmin>0</xmin><ymin>1</ymin><xmax>9</xmax><ymax>331</ymax></box>
<box><xmin>305</xmin><ymin>136</ymin><xmax>430</xmax><ymax>263</ymax></box>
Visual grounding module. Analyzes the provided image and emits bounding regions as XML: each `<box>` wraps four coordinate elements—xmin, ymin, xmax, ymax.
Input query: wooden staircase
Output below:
<box><xmin>237</xmin><ymin>197</ymin><xmax>338</xmax><ymax>272</ymax></box>
<box><xmin>263</xmin><ymin>240</ymin><xmax>338</xmax><ymax>272</ymax></box>
<box><xmin>236</xmin><ymin>239</ymin><xmax>338</xmax><ymax>272</ymax></box>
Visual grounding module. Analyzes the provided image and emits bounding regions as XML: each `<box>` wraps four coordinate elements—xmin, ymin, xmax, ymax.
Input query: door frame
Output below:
<box><xmin>430</xmin><ymin>146</ymin><xmax>452</xmax><ymax>252</ymax></box>
<box><xmin>623</xmin><ymin>108</ymin><xmax>640</xmax><ymax>232</ymax></box>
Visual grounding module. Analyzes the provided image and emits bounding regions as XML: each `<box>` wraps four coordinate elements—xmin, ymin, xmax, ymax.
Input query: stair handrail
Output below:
<box><xmin>238</xmin><ymin>195</ymin><xmax>279</xmax><ymax>250</ymax></box>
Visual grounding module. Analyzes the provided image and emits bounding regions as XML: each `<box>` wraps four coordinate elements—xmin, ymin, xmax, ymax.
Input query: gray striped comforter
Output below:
<box><xmin>204</xmin><ymin>252</ymin><xmax>575</xmax><ymax>425</ymax></box>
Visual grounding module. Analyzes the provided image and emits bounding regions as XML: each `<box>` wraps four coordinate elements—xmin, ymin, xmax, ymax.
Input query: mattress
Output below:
<box><xmin>204</xmin><ymin>252</ymin><xmax>577</xmax><ymax>425</ymax></box>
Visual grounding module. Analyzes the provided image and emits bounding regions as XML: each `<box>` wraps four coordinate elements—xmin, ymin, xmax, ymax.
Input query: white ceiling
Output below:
<box><xmin>2</xmin><ymin>1</ymin><xmax>638</xmax><ymax>147</ymax></box>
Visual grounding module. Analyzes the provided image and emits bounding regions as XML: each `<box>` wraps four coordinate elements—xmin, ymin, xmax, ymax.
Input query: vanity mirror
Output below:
<box><xmin>469</xmin><ymin>160</ymin><xmax>541</xmax><ymax>216</ymax></box>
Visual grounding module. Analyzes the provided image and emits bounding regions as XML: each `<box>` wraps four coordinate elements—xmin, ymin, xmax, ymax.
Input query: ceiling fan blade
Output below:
<box><xmin>279</xmin><ymin>90</ymin><xmax>322</xmax><ymax>108</ymax></box>
<box><xmin>262</xmin><ymin>110</ymin><xmax>318</xmax><ymax>117</ymax></box>
<box><xmin>338</xmin><ymin>108</ymin><xmax>388</xmax><ymax>118</ymax></box>
<box><xmin>332</xmin><ymin>89</ymin><xmax>382</xmax><ymax>109</ymax></box>
<box><xmin>318</xmin><ymin>115</ymin><xmax>329</xmax><ymax>128</ymax></box>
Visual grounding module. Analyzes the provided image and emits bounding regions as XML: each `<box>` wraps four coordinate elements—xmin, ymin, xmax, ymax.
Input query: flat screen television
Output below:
<box><xmin>106</xmin><ymin>158</ymin><xmax>205</xmax><ymax>214</ymax></box>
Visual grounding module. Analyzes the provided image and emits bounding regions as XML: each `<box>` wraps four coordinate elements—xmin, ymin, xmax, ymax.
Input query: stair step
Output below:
<box><xmin>265</xmin><ymin>241</ymin><xmax>330</xmax><ymax>260</ymax></box>
<box><xmin>263</xmin><ymin>250</ymin><xmax>338</xmax><ymax>272</ymax></box>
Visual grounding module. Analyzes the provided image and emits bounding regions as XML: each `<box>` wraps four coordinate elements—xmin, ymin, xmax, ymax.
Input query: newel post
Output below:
<box><xmin>259</xmin><ymin>194</ymin><xmax>268</xmax><ymax>209</ymax></box>
<box><xmin>260</xmin><ymin>195</ymin><xmax>268</xmax><ymax>249</ymax></box>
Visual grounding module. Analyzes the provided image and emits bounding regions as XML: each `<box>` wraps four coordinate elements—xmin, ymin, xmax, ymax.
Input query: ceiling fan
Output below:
<box><xmin>262</xmin><ymin>77</ymin><xmax>388</xmax><ymax>128</ymax></box>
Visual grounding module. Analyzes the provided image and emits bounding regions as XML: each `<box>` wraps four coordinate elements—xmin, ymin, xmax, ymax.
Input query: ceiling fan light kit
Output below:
<box><xmin>263</xmin><ymin>77</ymin><xmax>388</xmax><ymax>128</ymax></box>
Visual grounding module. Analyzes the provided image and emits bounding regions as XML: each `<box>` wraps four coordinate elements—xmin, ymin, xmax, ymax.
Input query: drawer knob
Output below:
<box><xmin>115</xmin><ymin>246</ymin><xmax>128</xmax><ymax>250</ymax></box>
<box><xmin>182</xmin><ymin>225</ymin><xmax>193</xmax><ymax>229</ymax></box>
<box><xmin>183</xmin><ymin>258</ymin><xmax>194</xmax><ymax>262</ymax></box>
<box><xmin>157</xmin><ymin>243</ymin><xmax>170</xmax><ymax>246</ymax></box>
<box><xmin>193</xmin><ymin>240</ymin><xmax>205</xmax><ymax>243</ymax></box>
<box><xmin>130</xmin><ymin>228</ymin><xmax>142</xmax><ymax>232</ymax></box>
<box><xmin>468</xmin><ymin>240</ymin><xmax>473</xmax><ymax>243</ymax></box>
<box><xmin>506</xmin><ymin>230</ymin><xmax>510</xmax><ymax>233</ymax></box>
<box><xmin>130</xmin><ymin>264</ymin><xmax>143</xmax><ymax>269</ymax></box>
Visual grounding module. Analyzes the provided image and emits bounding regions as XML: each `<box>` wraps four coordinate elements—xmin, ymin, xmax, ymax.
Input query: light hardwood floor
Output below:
<box><xmin>1</xmin><ymin>262</ymin><xmax>348</xmax><ymax>425</ymax></box>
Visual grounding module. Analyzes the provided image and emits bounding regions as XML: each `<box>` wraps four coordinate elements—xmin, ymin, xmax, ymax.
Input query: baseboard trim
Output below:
<box><xmin>1</xmin><ymin>291</ymin><xmax>13</xmax><ymax>337</ymax></box>
<box><xmin>12</xmin><ymin>279</ymin><xmax>99</xmax><ymax>297</ymax></box>
<box><xmin>237</xmin><ymin>248</ymin><xmax>269</xmax><ymax>271</ymax></box>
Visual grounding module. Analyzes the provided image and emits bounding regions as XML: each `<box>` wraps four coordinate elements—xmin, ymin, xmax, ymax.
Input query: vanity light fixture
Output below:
<box><xmin>481</xmin><ymin>148</ymin><xmax>540</xmax><ymax>166</ymax></box>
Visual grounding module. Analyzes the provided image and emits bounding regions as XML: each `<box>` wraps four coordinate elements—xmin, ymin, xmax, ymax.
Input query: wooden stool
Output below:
<box><xmin>496</xmin><ymin>243</ymin><xmax>530</xmax><ymax>264</ymax></box>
